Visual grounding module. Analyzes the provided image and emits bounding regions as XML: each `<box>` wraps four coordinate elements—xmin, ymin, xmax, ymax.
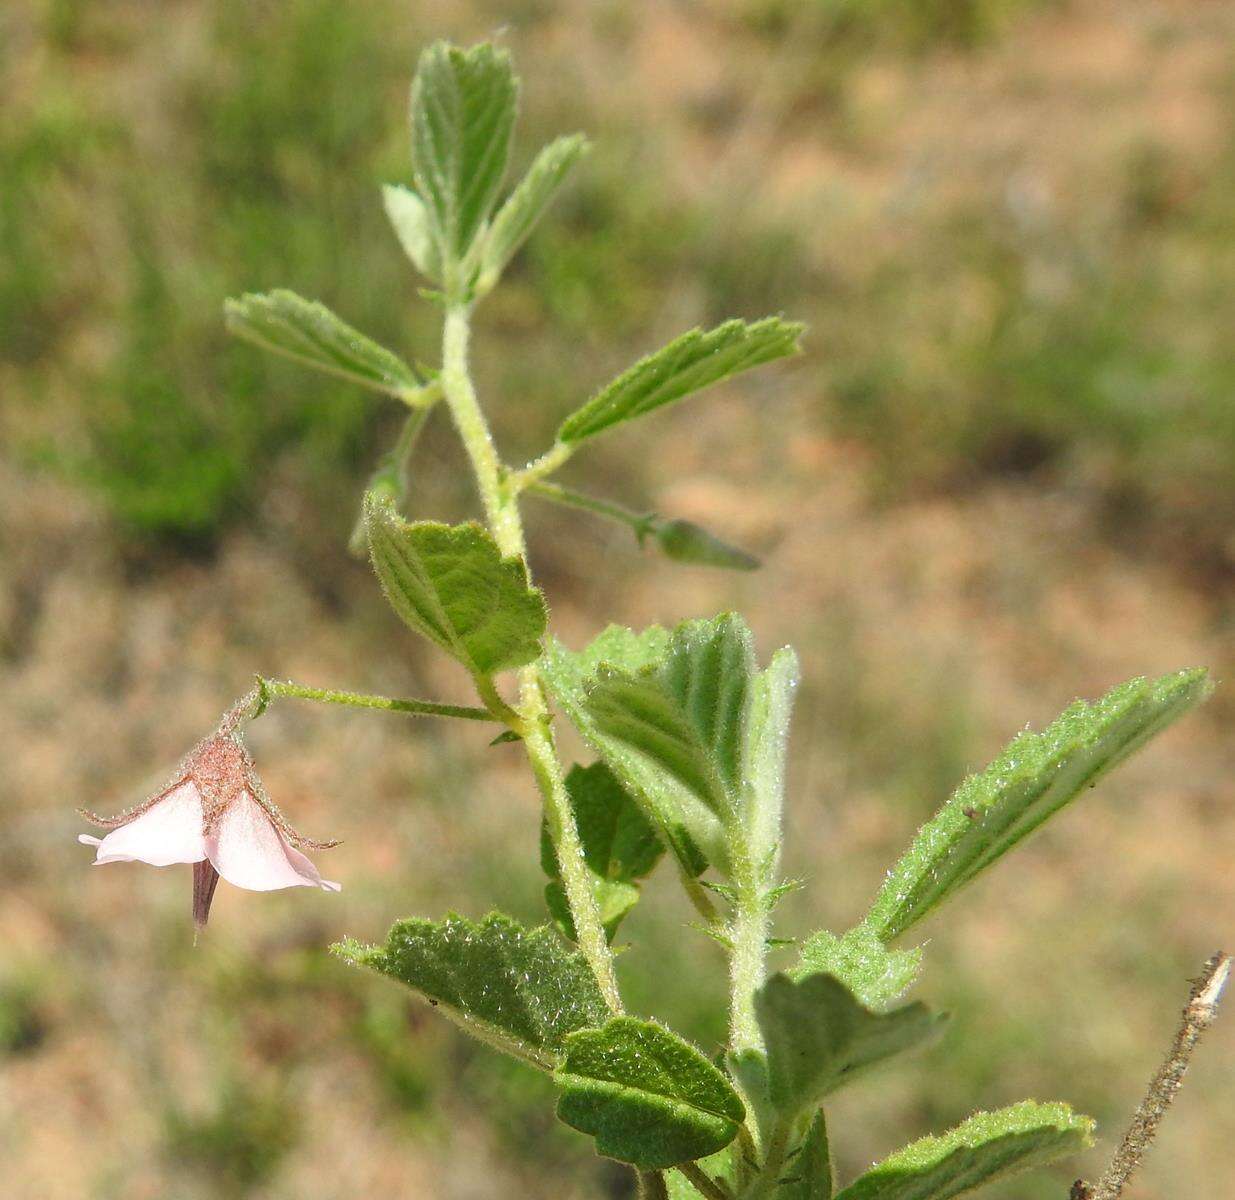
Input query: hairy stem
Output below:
<box><xmin>440</xmin><ymin>302</ymin><xmax>623</xmax><ymax>1015</ymax></box>
<box><xmin>677</xmin><ymin>1160</ymin><xmax>733</xmax><ymax>1200</ymax></box>
<box><xmin>728</xmin><ymin>845</ymin><xmax>771</xmax><ymax>1057</ymax></box>
<box><xmin>514</xmin><ymin>438</ymin><xmax>573</xmax><ymax>489</ymax></box>
<box><xmin>254</xmin><ymin>677</ymin><xmax>496</xmax><ymax>722</ymax></box>
<box><xmin>1083</xmin><ymin>951</ymin><xmax>1230</xmax><ymax>1200</ymax></box>
<box><xmin>526</xmin><ymin>479</ymin><xmax>654</xmax><ymax>538</ymax></box>
<box><xmin>742</xmin><ymin>1120</ymin><xmax>793</xmax><ymax>1200</ymax></box>
<box><xmin>349</xmin><ymin>404</ymin><xmax>434</xmax><ymax>555</ymax></box>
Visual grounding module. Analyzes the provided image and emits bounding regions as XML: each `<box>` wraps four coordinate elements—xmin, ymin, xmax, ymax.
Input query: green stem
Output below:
<box><xmin>254</xmin><ymin>677</ymin><xmax>496</xmax><ymax>723</ymax></box>
<box><xmin>526</xmin><ymin>479</ymin><xmax>655</xmax><ymax>538</ymax></box>
<box><xmin>440</xmin><ymin>305</ymin><xmax>522</xmax><ymax>552</ymax></box>
<box><xmin>439</xmin><ymin>302</ymin><xmax>623</xmax><ymax>1016</ymax></box>
<box><xmin>677</xmin><ymin>1161</ymin><xmax>734</xmax><ymax>1200</ymax></box>
<box><xmin>513</xmin><ymin>438</ymin><xmax>573</xmax><ymax>489</ymax></box>
<box><xmin>742</xmin><ymin>1120</ymin><xmax>793</xmax><ymax>1200</ymax></box>
<box><xmin>728</xmin><ymin>846</ymin><xmax>771</xmax><ymax>1057</ymax></box>
<box><xmin>349</xmin><ymin>404</ymin><xmax>434</xmax><ymax>556</ymax></box>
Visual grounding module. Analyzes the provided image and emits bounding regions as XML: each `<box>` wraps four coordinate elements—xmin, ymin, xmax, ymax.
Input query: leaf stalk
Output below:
<box><xmin>253</xmin><ymin>677</ymin><xmax>496</xmax><ymax>723</ymax></box>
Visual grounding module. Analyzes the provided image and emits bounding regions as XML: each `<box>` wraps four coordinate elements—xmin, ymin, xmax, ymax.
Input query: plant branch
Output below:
<box><xmin>439</xmin><ymin>301</ymin><xmax>623</xmax><ymax>1015</ymax></box>
<box><xmin>727</xmin><ymin>842</ymin><xmax>772</xmax><ymax>1058</ymax></box>
<box><xmin>1079</xmin><ymin>951</ymin><xmax>1230</xmax><ymax>1200</ymax></box>
<box><xmin>253</xmin><ymin>677</ymin><xmax>497</xmax><ymax>722</ymax></box>
<box><xmin>513</xmin><ymin>438</ymin><xmax>574</xmax><ymax>489</ymax></box>
<box><xmin>741</xmin><ymin>1119</ymin><xmax>793</xmax><ymax>1200</ymax></box>
<box><xmin>349</xmin><ymin>404</ymin><xmax>435</xmax><ymax>555</ymax></box>
<box><xmin>525</xmin><ymin>479</ymin><xmax>655</xmax><ymax>539</ymax></box>
<box><xmin>677</xmin><ymin>1160</ymin><xmax>734</xmax><ymax>1200</ymax></box>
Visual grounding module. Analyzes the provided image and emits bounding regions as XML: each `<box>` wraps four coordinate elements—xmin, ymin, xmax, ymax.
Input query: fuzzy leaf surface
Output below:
<box><xmin>334</xmin><ymin>911</ymin><xmax>608</xmax><ymax>1070</ymax></box>
<box><xmin>382</xmin><ymin>184</ymin><xmax>443</xmax><ymax>281</ymax></box>
<box><xmin>479</xmin><ymin>133</ymin><xmax>588</xmax><ymax>290</ymax></box>
<box><xmin>541</xmin><ymin>625</ymin><xmax>708</xmax><ymax>876</ymax></box>
<box><xmin>224</xmin><ymin>290</ymin><xmax>419</xmax><ymax>397</ymax></box>
<box><xmin>792</xmin><ymin>927</ymin><xmax>922</xmax><ymax>1010</ymax></box>
<box><xmin>781</xmin><ymin>1111</ymin><xmax>835</xmax><ymax>1200</ymax></box>
<box><xmin>541</xmin><ymin>762</ymin><xmax>665</xmax><ymax>942</ymax></box>
<box><xmin>555</xmin><ymin>1017</ymin><xmax>745</xmax><ymax>1169</ymax></box>
<box><xmin>365</xmin><ymin>496</ymin><xmax>546</xmax><ymax>675</ymax></box>
<box><xmin>865</xmin><ymin>668</ymin><xmax>1211</xmax><ymax>942</ymax></box>
<box><xmin>557</xmin><ymin>317</ymin><xmax>803</xmax><ymax>445</ymax></box>
<box><xmin>832</xmin><ymin>1101</ymin><xmax>1094</xmax><ymax>1200</ymax></box>
<box><xmin>757</xmin><ymin>973</ymin><xmax>944</xmax><ymax>1117</ymax></box>
<box><xmin>410</xmin><ymin>41</ymin><xmax>517</xmax><ymax>263</ymax></box>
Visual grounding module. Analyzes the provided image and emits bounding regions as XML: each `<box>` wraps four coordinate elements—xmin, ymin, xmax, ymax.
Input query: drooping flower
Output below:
<box><xmin>78</xmin><ymin>693</ymin><xmax>340</xmax><ymax>928</ymax></box>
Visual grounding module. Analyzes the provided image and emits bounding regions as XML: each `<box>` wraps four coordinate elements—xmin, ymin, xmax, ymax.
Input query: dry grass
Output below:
<box><xmin>2</xmin><ymin>1</ymin><xmax>1233</xmax><ymax>1198</ymax></box>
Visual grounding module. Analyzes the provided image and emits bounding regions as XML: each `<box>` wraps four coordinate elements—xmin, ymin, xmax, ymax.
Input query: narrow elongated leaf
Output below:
<box><xmin>224</xmin><ymin>290</ymin><xmax>419</xmax><ymax>397</ymax></box>
<box><xmin>743</xmin><ymin>645</ymin><xmax>799</xmax><ymax>863</ymax></box>
<box><xmin>411</xmin><ymin>41</ymin><xmax>518</xmax><ymax>263</ymax></box>
<box><xmin>555</xmin><ymin>1018</ymin><xmax>745</xmax><ymax>1169</ymax></box>
<box><xmin>541</xmin><ymin>762</ymin><xmax>665</xmax><ymax>942</ymax></box>
<box><xmin>757</xmin><ymin>973</ymin><xmax>944</xmax><ymax>1118</ymax></box>
<box><xmin>365</xmin><ymin>496</ymin><xmax>546</xmax><ymax>675</ymax></box>
<box><xmin>479</xmin><ymin>133</ymin><xmax>589</xmax><ymax>291</ymax></box>
<box><xmin>334</xmin><ymin>912</ymin><xmax>608</xmax><ymax>1070</ymax></box>
<box><xmin>792</xmin><ymin>927</ymin><xmax>922</xmax><ymax>1010</ymax></box>
<box><xmin>782</xmin><ymin>1111</ymin><xmax>835</xmax><ymax>1200</ymax></box>
<box><xmin>832</xmin><ymin>1101</ymin><xmax>1094</xmax><ymax>1200</ymax></box>
<box><xmin>382</xmin><ymin>184</ymin><xmax>443</xmax><ymax>281</ymax></box>
<box><xmin>557</xmin><ymin>317</ymin><xmax>803</xmax><ymax>445</ymax></box>
<box><xmin>865</xmin><ymin>668</ymin><xmax>1211</xmax><ymax>942</ymax></box>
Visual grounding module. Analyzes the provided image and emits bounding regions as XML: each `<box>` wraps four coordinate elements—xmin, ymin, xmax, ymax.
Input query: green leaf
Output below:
<box><xmin>589</xmin><ymin>615</ymin><xmax>754</xmax><ymax>817</ymax></box>
<box><xmin>792</xmin><ymin>927</ymin><xmax>922</xmax><ymax>1010</ymax></box>
<box><xmin>224</xmin><ymin>289</ymin><xmax>420</xmax><ymax>397</ymax></box>
<box><xmin>567</xmin><ymin>614</ymin><xmax>755</xmax><ymax>876</ymax></box>
<box><xmin>832</xmin><ymin>1101</ymin><xmax>1094</xmax><ymax>1200</ymax></box>
<box><xmin>541</xmin><ymin>762</ymin><xmax>666</xmax><ymax>943</ymax></box>
<box><xmin>364</xmin><ymin>496</ymin><xmax>547</xmax><ymax>676</ymax></box>
<box><xmin>541</xmin><ymin>625</ymin><xmax>709</xmax><ymax>877</ymax></box>
<box><xmin>478</xmin><ymin>133</ymin><xmax>589</xmax><ymax>292</ymax></box>
<box><xmin>781</xmin><ymin>1111</ymin><xmax>834</xmax><ymax>1200</ymax></box>
<box><xmin>410</xmin><ymin>41</ymin><xmax>518</xmax><ymax>265</ymax></box>
<box><xmin>382</xmin><ymin>184</ymin><xmax>443</xmax><ymax>282</ymax></box>
<box><xmin>653</xmin><ymin>518</ymin><xmax>760</xmax><ymax>572</ymax></box>
<box><xmin>557</xmin><ymin>317</ymin><xmax>803</xmax><ymax>446</ymax></box>
<box><xmin>864</xmin><ymin>668</ymin><xmax>1211</xmax><ymax>943</ymax></box>
<box><xmin>334</xmin><ymin>911</ymin><xmax>609</xmax><ymax>1070</ymax></box>
<box><xmin>756</xmin><ymin>973</ymin><xmax>944</xmax><ymax>1118</ymax></box>
<box><xmin>743</xmin><ymin>645</ymin><xmax>799</xmax><ymax>864</ymax></box>
<box><xmin>543</xmin><ymin>618</ymin><xmax>799</xmax><ymax>883</ymax></box>
<box><xmin>555</xmin><ymin>1017</ymin><xmax>745</xmax><ymax>1169</ymax></box>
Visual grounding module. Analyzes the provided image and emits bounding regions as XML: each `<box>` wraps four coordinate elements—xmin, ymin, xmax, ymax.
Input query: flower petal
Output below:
<box><xmin>206</xmin><ymin>792</ymin><xmax>340</xmax><ymax>893</ymax></box>
<box><xmin>80</xmin><ymin>781</ymin><xmax>208</xmax><ymax>868</ymax></box>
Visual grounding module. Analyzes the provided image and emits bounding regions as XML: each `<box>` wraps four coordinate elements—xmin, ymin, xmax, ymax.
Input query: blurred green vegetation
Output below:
<box><xmin>2</xmin><ymin>2</ymin><xmax>1234</xmax><ymax>1197</ymax></box>
<box><xmin>5</xmin><ymin>0</ymin><xmax>1234</xmax><ymax>572</ymax></box>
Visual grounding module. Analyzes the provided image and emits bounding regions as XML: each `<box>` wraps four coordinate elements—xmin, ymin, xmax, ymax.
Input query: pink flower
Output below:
<box><xmin>79</xmin><ymin>695</ymin><xmax>340</xmax><ymax>928</ymax></box>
